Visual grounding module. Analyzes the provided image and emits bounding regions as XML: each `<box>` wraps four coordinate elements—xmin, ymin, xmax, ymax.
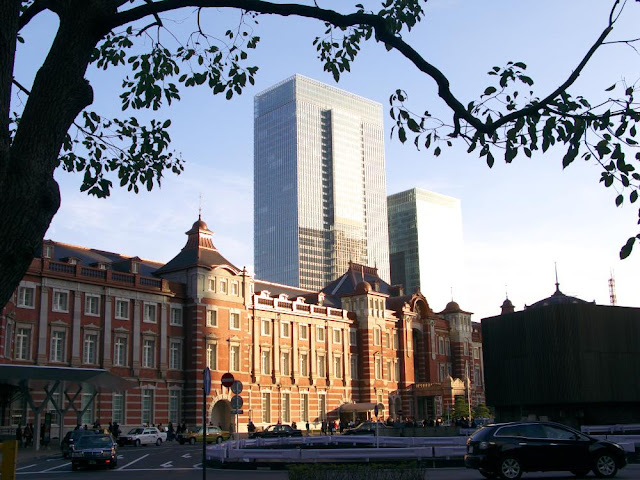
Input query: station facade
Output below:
<box><xmin>0</xmin><ymin>217</ymin><xmax>484</xmax><ymax>433</ymax></box>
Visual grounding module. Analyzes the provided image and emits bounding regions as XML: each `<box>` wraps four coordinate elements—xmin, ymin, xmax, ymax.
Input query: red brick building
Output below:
<box><xmin>0</xmin><ymin>217</ymin><xmax>484</xmax><ymax>434</ymax></box>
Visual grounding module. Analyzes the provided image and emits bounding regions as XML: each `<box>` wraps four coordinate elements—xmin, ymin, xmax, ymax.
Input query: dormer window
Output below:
<box><xmin>131</xmin><ymin>262</ymin><xmax>139</xmax><ymax>274</ymax></box>
<box><xmin>43</xmin><ymin>244</ymin><xmax>54</xmax><ymax>259</ymax></box>
<box><xmin>68</xmin><ymin>258</ymin><xmax>77</xmax><ymax>265</ymax></box>
<box><xmin>98</xmin><ymin>263</ymin><xmax>107</xmax><ymax>270</ymax></box>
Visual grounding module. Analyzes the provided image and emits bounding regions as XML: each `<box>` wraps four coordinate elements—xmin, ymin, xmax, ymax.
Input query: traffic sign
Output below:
<box><xmin>231</xmin><ymin>380</ymin><xmax>243</xmax><ymax>395</ymax></box>
<box><xmin>221</xmin><ymin>372</ymin><xmax>234</xmax><ymax>388</ymax></box>
<box><xmin>230</xmin><ymin>395</ymin><xmax>243</xmax><ymax>410</ymax></box>
<box><xmin>203</xmin><ymin>367</ymin><xmax>211</xmax><ymax>395</ymax></box>
<box><xmin>230</xmin><ymin>409</ymin><xmax>243</xmax><ymax>415</ymax></box>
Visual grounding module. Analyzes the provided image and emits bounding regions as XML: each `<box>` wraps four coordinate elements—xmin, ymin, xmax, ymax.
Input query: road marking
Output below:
<box><xmin>41</xmin><ymin>461</ymin><xmax>70</xmax><ymax>472</ymax></box>
<box><xmin>16</xmin><ymin>464</ymin><xmax>36</xmax><ymax>471</ymax></box>
<box><xmin>181</xmin><ymin>453</ymin><xmax>192</xmax><ymax>458</ymax></box>
<box><xmin>160</xmin><ymin>461</ymin><xmax>173</xmax><ymax>468</ymax></box>
<box><xmin>116</xmin><ymin>453</ymin><xmax>149</xmax><ymax>470</ymax></box>
<box><xmin>193</xmin><ymin>463</ymin><xmax>202</xmax><ymax>469</ymax></box>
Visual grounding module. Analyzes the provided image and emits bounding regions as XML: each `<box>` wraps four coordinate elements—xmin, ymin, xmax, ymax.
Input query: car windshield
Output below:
<box><xmin>191</xmin><ymin>427</ymin><xmax>203</xmax><ymax>434</ymax></box>
<box><xmin>128</xmin><ymin>428</ymin><xmax>144</xmax><ymax>435</ymax></box>
<box><xmin>76</xmin><ymin>435</ymin><xmax>113</xmax><ymax>448</ymax></box>
<box><xmin>469</xmin><ymin>426</ymin><xmax>493</xmax><ymax>441</ymax></box>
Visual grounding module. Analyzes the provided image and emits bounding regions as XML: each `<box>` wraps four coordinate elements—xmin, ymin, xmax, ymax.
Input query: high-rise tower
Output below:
<box><xmin>254</xmin><ymin>75</ymin><xmax>390</xmax><ymax>290</ymax></box>
<box><xmin>387</xmin><ymin>188</ymin><xmax>464</xmax><ymax>311</ymax></box>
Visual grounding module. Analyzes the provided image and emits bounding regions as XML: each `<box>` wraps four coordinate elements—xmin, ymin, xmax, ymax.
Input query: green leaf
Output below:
<box><xmin>483</xmin><ymin>86</ymin><xmax>497</xmax><ymax>96</ymax></box>
<box><xmin>620</xmin><ymin>236</ymin><xmax>636</xmax><ymax>259</ymax></box>
<box><xmin>605</xmin><ymin>84</ymin><xmax>616</xmax><ymax>92</ymax></box>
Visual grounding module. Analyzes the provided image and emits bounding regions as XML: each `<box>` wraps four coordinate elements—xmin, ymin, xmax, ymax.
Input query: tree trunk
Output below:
<box><xmin>0</xmin><ymin>1</ymin><xmax>114</xmax><ymax>310</ymax></box>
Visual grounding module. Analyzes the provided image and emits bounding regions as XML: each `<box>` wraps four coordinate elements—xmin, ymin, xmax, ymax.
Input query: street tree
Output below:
<box><xmin>1</xmin><ymin>0</ymin><xmax>639</xmax><ymax>311</ymax></box>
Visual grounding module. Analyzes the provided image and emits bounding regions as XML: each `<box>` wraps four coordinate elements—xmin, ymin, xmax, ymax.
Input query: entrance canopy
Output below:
<box><xmin>339</xmin><ymin>402</ymin><xmax>377</xmax><ymax>412</ymax></box>
<box><xmin>0</xmin><ymin>365</ymin><xmax>136</xmax><ymax>392</ymax></box>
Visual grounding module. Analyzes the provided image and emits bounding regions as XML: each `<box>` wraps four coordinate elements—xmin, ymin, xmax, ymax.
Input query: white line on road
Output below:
<box><xmin>181</xmin><ymin>453</ymin><xmax>192</xmax><ymax>458</ymax></box>
<box><xmin>193</xmin><ymin>463</ymin><xmax>202</xmax><ymax>469</ymax></box>
<box><xmin>116</xmin><ymin>453</ymin><xmax>149</xmax><ymax>470</ymax></box>
<box><xmin>16</xmin><ymin>464</ymin><xmax>36</xmax><ymax>471</ymax></box>
<box><xmin>160</xmin><ymin>461</ymin><xmax>173</xmax><ymax>468</ymax></box>
<box><xmin>41</xmin><ymin>462</ymin><xmax>70</xmax><ymax>472</ymax></box>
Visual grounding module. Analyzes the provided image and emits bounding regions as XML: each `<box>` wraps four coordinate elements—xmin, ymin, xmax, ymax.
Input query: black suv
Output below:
<box><xmin>464</xmin><ymin>421</ymin><xmax>627</xmax><ymax>479</ymax></box>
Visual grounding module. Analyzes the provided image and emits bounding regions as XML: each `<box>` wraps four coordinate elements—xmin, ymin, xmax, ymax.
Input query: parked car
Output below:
<box><xmin>342</xmin><ymin>421</ymin><xmax>394</xmax><ymax>436</ymax></box>
<box><xmin>61</xmin><ymin>428</ymin><xmax>111</xmax><ymax>459</ymax></box>
<box><xmin>71</xmin><ymin>434</ymin><xmax>117</xmax><ymax>471</ymax></box>
<box><xmin>117</xmin><ymin>426</ymin><xmax>164</xmax><ymax>446</ymax></box>
<box><xmin>250</xmin><ymin>424</ymin><xmax>303</xmax><ymax>439</ymax></box>
<box><xmin>177</xmin><ymin>425</ymin><xmax>230</xmax><ymax>445</ymax></box>
<box><xmin>464</xmin><ymin>421</ymin><xmax>627</xmax><ymax>479</ymax></box>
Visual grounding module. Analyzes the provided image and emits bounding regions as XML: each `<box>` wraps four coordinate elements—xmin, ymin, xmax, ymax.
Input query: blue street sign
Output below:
<box><xmin>203</xmin><ymin>367</ymin><xmax>211</xmax><ymax>395</ymax></box>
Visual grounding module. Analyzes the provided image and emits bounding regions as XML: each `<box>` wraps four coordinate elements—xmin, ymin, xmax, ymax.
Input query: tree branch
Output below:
<box><xmin>18</xmin><ymin>0</ymin><xmax>50</xmax><ymax>31</ymax></box>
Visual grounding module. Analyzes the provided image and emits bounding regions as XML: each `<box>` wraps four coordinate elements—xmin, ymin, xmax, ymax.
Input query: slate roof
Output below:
<box><xmin>154</xmin><ymin>217</ymin><xmax>239</xmax><ymax>275</ymax></box>
<box><xmin>526</xmin><ymin>282</ymin><xmax>593</xmax><ymax>309</ymax></box>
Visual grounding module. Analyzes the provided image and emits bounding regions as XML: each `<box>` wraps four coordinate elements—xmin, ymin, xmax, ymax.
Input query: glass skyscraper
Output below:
<box><xmin>254</xmin><ymin>75</ymin><xmax>390</xmax><ymax>290</ymax></box>
<box><xmin>387</xmin><ymin>188</ymin><xmax>464</xmax><ymax>311</ymax></box>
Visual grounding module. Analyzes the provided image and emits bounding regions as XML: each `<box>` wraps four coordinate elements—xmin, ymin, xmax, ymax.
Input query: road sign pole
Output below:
<box><xmin>202</xmin><ymin>367</ymin><xmax>211</xmax><ymax>480</ymax></box>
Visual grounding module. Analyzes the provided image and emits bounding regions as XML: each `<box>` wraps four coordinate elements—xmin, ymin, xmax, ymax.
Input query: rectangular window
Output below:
<box><xmin>170</xmin><ymin>307</ymin><xmax>183</xmax><ymax>326</ymax></box>
<box><xmin>230</xmin><ymin>345</ymin><xmax>240</xmax><ymax>371</ymax></box>
<box><xmin>332</xmin><ymin>328</ymin><xmax>342</xmax><ymax>344</ymax></box>
<box><xmin>374</xmin><ymin>356</ymin><xmax>382</xmax><ymax>379</ymax></box>
<box><xmin>81</xmin><ymin>393</ymin><xmax>94</xmax><ymax>425</ymax></box>
<box><xmin>281</xmin><ymin>352</ymin><xmax>290</xmax><ymax>376</ymax></box>
<box><xmin>299</xmin><ymin>324</ymin><xmax>308</xmax><ymax>340</ymax></box>
<box><xmin>333</xmin><ymin>356</ymin><xmax>342</xmax><ymax>378</ymax></box>
<box><xmin>85</xmin><ymin>295</ymin><xmax>100</xmax><ymax>316</ymax></box>
<box><xmin>261</xmin><ymin>349</ymin><xmax>271</xmax><ymax>375</ymax></box>
<box><xmin>474</xmin><ymin>347</ymin><xmax>480</xmax><ymax>359</ymax></box>
<box><xmin>230</xmin><ymin>312</ymin><xmax>240</xmax><ymax>330</ymax></box>
<box><xmin>464</xmin><ymin>342</ymin><xmax>469</xmax><ymax>356</ymax></box>
<box><xmin>384</xmin><ymin>332</ymin><xmax>390</xmax><ymax>348</ymax></box>
<box><xmin>317</xmin><ymin>354</ymin><xmax>326</xmax><ymax>377</ymax></box>
<box><xmin>281</xmin><ymin>322</ymin><xmax>290</xmax><ymax>339</ymax></box>
<box><xmin>115</xmin><ymin>299</ymin><xmax>129</xmax><ymax>320</ymax></box>
<box><xmin>144</xmin><ymin>303</ymin><xmax>157</xmax><ymax>323</ymax></box>
<box><xmin>47</xmin><ymin>393</ymin><xmax>60</xmax><ymax>425</ymax></box>
<box><xmin>52</xmin><ymin>290</ymin><xmax>69</xmax><ymax>312</ymax></box>
<box><xmin>50</xmin><ymin>330</ymin><xmax>66</xmax><ymax>362</ymax></box>
<box><xmin>439</xmin><ymin>363</ymin><xmax>446</xmax><ymax>381</ymax></box>
<box><xmin>261</xmin><ymin>392</ymin><xmax>271</xmax><ymax>423</ymax></box>
<box><xmin>83</xmin><ymin>333</ymin><xmax>98</xmax><ymax>364</ymax></box>
<box><xmin>386</xmin><ymin>360</ymin><xmax>392</xmax><ymax>381</ymax></box>
<box><xmin>438</xmin><ymin>337</ymin><xmax>444</xmax><ymax>355</ymax></box>
<box><xmin>374</xmin><ymin>328</ymin><xmax>381</xmax><ymax>346</ymax></box>
<box><xmin>395</xmin><ymin>360</ymin><xmax>400</xmax><ymax>382</ymax></box>
<box><xmin>300</xmin><ymin>352</ymin><xmax>308</xmax><ymax>376</ymax></box>
<box><xmin>318</xmin><ymin>395</ymin><xmax>326</xmax><ymax>421</ymax></box>
<box><xmin>282</xmin><ymin>393</ymin><xmax>291</xmax><ymax>423</ymax></box>
<box><xmin>169</xmin><ymin>391</ymin><xmax>180</xmax><ymax>425</ymax></box>
<box><xmin>142</xmin><ymin>339</ymin><xmax>155</xmax><ymax>368</ymax></box>
<box><xmin>4</xmin><ymin>323</ymin><xmax>12</xmax><ymax>358</ymax></box>
<box><xmin>316</xmin><ymin>326</ymin><xmax>325</xmax><ymax>343</ymax></box>
<box><xmin>206</xmin><ymin>309</ymin><xmax>217</xmax><ymax>327</ymax></box>
<box><xmin>141</xmin><ymin>389</ymin><xmax>153</xmax><ymax>425</ymax></box>
<box><xmin>474</xmin><ymin>366</ymin><xmax>482</xmax><ymax>386</ymax></box>
<box><xmin>261</xmin><ymin>318</ymin><xmax>271</xmax><ymax>336</ymax></box>
<box><xmin>169</xmin><ymin>340</ymin><xmax>182</xmax><ymax>370</ymax></box>
<box><xmin>350</xmin><ymin>355</ymin><xmax>358</xmax><ymax>379</ymax></box>
<box><xmin>15</xmin><ymin>327</ymin><xmax>30</xmax><ymax>360</ymax></box>
<box><xmin>207</xmin><ymin>343</ymin><xmax>217</xmax><ymax>370</ymax></box>
<box><xmin>231</xmin><ymin>282</ymin><xmax>239</xmax><ymax>296</ymax></box>
<box><xmin>349</xmin><ymin>328</ymin><xmax>357</xmax><ymax>346</ymax></box>
<box><xmin>393</xmin><ymin>330</ymin><xmax>399</xmax><ymax>349</ymax></box>
<box><xmin>113</xmin><ymin>337</ymin><xmax>127</xmax><ymax>366</ymax></box>
<box><xmin>17</xmin><ymin>286</ymin><xmax>35</xmax><ymax>308</ymax></box>
<box><xmin>112</xmin><ymin>393</ymin><xmax>124</xmax><ymax>424</ymax></box>
<box><xmin>208</xmin><ymin>278</ymin><xmax>216</xmax><ymax>292</ymax></box>
<box><xmin>220</xmin><ymin>279</ymin><xmax>228</xmax><ymax>294</ymax></box>
<box><xmin>301</xmin><ymin>393</ymin><xmax>309</xmax><ymax>422</ymax></box>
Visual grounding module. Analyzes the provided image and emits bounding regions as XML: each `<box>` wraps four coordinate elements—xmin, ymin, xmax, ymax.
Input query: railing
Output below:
<box><xmin>111</xmin><ymin>272</ymin><xmax>135</xmax><ymax>284</ymax></box>
<box><xmin>49</xmin><ymin>262</ymin><xmax>75</xmax><ymax>274</ymax></box>
<box><xmin>140</xmin><ymin>277</ymin><xmax>162</xmax><ymax>288</ymax></box>
<box><xmin>81</xmin><ymin>267</ymin><xmax>106</xmax><ymax>279</ymax></box>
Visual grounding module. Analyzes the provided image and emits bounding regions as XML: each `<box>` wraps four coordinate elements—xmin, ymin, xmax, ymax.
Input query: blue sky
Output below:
<box><xmin>14</xmin><ymin>0</ymin><xmax>640</xmax><ymax>320</ymax></box>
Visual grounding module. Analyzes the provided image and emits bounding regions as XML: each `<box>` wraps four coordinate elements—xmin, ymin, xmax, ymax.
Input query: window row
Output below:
<box><xmin>259</xmin><ymin>391</ymin><xmax>326</xmax><ymax>424</ymax></box>
<box><xmin>373</xmin><ymin>327</ymin><xmax>399</xmax><ymax>349</ymax></box>
<box><xmin>15</xmin><ymin>286</ymin><xmax>183</xmax><ymax>325</ymax></box>
<box><xmin>208</xmin><ymin>277</ymin><xmax>241</xmax><ymax>296</ymax></box>
<box><xmin>258</xmin><ymin>320</ymin><xmax>357</xmax><ymax>346</ymax></box>
<box><xmin>205</xmin><ymin>309</ymin><xmax>241</xmax><ymax>330</ymax></box>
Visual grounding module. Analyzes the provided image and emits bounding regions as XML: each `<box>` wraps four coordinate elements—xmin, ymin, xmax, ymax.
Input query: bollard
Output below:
<box><xmin>0</xmin><ymin>440</ymin><xmax>18</xmax><ymax>480</ymax></box>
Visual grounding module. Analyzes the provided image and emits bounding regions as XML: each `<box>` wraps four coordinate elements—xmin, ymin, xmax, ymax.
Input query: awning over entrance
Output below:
<box><xmin>0</xmin><ymin>365</ymin><xmax>136</xmax><ymax>392</ymax></box>
<box><xmin>339</xmin><ymin>402</ymin><xmax>376</xmax><ymax>412</ymax></box>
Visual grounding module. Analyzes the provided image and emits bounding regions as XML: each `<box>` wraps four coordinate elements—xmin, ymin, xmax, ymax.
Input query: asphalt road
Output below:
<box><xmin>12</xmin><ymin>443</ymin><xmax>640</xmax><ymax>480</ymax></box>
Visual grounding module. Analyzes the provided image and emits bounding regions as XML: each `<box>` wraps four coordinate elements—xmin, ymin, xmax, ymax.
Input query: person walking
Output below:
<box><xmin>15</xmin><ymin>424</ymin><xmax>23</xmax><ymax>447</ymax></box>
<box><xmin>305</xmin><ymin>420</ymin><xmax>310</xmax><ymax>436</ymax></box>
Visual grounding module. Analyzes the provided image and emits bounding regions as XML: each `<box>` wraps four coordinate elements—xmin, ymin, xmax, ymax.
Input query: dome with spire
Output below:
<box><xmin>501</xmin><ymin>297</ymin><xmax>515</xmax><ymax>314</ymax></box>
<box><xmin>526</xmin><ymin>267</ymin><xmax>593</xmax><ymax>309</ymax></box>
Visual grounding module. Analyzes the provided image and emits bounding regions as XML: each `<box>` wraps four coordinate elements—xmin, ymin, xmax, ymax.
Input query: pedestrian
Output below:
<box><xmin>168</xmin><ymin>422</ymin><xmax>175</xmax><ymax>441</ymax></box>
<box><xmin>321</xmin><ymin>419</ymin><xmax>327</xmax><ymax>435</ymax></box>
<box><xmin>291</xmin><ymin>421</ymin><xmax>297</xmax><ymax>430</ymax></box>
<box><xmin>15</xmin><ymin>423</ymin><xmax>23</xmax><ymax>447</ymax></box>
<box><xmin>247</xmin><ymin>419</ymin><xmax>256</xmax><ymax>436</ymax></box>
<box><xmin>305</xmin><ymin>420</ymin><xmax>310</xmax><ymax>436</ymax></box>
<box><xmin>24</xmin><ymin>423</ymin><xmax>33</xmax><ymax>447</ymax></box>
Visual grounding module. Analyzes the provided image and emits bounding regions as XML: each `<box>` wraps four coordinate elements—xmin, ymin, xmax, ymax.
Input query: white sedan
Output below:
<box><xmin>117</xmin><ymin>427</ymin><xmax>164</xmax><ymax>446</ymax></box>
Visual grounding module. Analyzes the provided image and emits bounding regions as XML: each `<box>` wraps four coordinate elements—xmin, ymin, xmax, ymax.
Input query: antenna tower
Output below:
<box><xmin>608</xmin><ymin>270</ymin><xmax>617</xmax><ymax>306</ymax></box>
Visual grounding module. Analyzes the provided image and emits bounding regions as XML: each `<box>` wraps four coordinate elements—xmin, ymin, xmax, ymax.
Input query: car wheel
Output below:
<box><xmin>156</xmin><ymin>438</ymin><xmax>162</xmax><ymax>446</ymax></box>
<box><xmin>499</xmin><ymin>456</ymin><xmax>522</xmax><ymax>480</ymax></box>
<box><xmin>571</xmin><ymin>469</ymin><xmax>590</xmax><ymax>478</ymax></box>
<box><xmin>189</xmin><ymin>437</ymin><xmax>196</xmax><ymax>445</ymax></box>
<box><xmin>593</xmin><ymin>453</ymin><xmax>618</xmax><ymax>478</ymax></box>
<box><xmin>135</xmin><ymin>439</ymin><xmax>141</xmax><ymax>447</ymax></box>
<box><xmin>216</xmin><ymin>436</ymin><xmax>223</xmax><ymax>444</ymax></box>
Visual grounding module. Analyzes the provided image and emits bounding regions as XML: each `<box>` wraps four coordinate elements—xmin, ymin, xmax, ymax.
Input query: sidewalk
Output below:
<box><xmin>1</xmin><ymin>440</ymin><xmax>62</xmax><ymax>465</ymax></box>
